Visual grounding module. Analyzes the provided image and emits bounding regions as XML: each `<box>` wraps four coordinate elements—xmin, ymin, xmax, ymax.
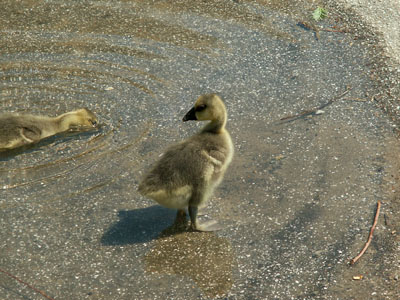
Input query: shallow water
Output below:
<box><xmin>0</xmin><ymin>1</ymin><xmax>393</xmax><ymax>299</ymax></box>
<box><xmin>0</xmin><ymin>0</ymin><xmax>369</xmax><ymax>201</ymax></box>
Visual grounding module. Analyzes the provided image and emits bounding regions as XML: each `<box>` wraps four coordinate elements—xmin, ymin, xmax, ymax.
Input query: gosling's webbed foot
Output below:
<box><xmin>196</xmin><ymin>207</ymin><xmax>208</xmax><ymax>216</ymax></box>
<box><xmin>191</xmin><ymin>220</ymin><xmax>224</xmax><ymax>232</ymax></box>
<box><xmin>189</xmin><ymin>205</ymin><xmax>223</xmax><ymax>232</ymax></box>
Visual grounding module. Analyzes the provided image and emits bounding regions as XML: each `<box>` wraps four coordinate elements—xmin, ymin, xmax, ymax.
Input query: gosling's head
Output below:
<box><xmin>64</xmin><ymin>108</ymin><xmax>98</xmax><ymax>129</ymax></box>
<box><xmin>182</xmin><ymin>94</ymin><xmax>226</xmax><ymax>122</ymax></box>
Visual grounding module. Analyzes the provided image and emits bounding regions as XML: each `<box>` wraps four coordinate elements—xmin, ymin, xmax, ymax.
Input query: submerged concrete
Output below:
<box><xmin>0</xmin><ymin>0</ymin><xmax>399</xmax><ymax>299</ymax></box>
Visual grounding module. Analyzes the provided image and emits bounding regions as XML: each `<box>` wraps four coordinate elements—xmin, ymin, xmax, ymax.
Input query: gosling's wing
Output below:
<box><xmin>20</xmin><ymin>125</ymin><xmax>42</xmax><ymax>143</ymax></box>
<box><xmin>194</xmin><ymin>132</ymin><xmax>233</xmax><ymax>166</ymax></box>
<box><xmin>139</xmin><ymin>140</ymin><xmax>208</xmax><ymax>193</ymax></box>
<box><xmin>0</xmin><ymin>116</ymin><xmax>34</xmax><ymax>148</ymax></box>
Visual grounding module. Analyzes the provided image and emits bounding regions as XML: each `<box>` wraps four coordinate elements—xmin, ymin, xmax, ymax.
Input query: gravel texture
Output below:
<box><xmin>332</xmin><ymin>0</ymin><xmax>400</xmax><ymax>127</ymax></box>
<box><xmin>338</xmin><ymin>0</ymin><xmax>400</xmax><ymax>66</ymax></box>
<box><xmin>1</xmin><ymin>0</ymin><xmax>400</xmax><ymax>299</ymax></box>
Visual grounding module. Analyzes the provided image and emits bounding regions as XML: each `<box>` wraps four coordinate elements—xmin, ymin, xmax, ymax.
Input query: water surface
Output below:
<box><xmin>0</xmin><ymin>1</ymin><xmax>394</xmax><ymax>299</ymax></box>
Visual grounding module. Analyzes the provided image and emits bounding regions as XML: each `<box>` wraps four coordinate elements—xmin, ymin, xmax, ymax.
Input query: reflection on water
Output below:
<box><xmin>145</xmin><ymin>226</ymin><xmax>234</xmax><ymax>298</ymax></box>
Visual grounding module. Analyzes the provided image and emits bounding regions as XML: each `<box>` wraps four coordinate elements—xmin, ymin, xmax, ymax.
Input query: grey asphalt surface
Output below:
<box><xmin>1</xmin><ymin>0</ymin><xmax>400</xmax><ymax>299</ymax></box>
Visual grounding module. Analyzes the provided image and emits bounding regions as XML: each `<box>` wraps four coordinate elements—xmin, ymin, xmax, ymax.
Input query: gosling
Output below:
<box><xmin>0</xmin><ymin>108</ymin><xmax>98</xmax><ymax>150</ymax></box>
<box><xmin>138</xmin><ymin>94</ymin><xmax>234</xmax><ymax>231</ymax></box>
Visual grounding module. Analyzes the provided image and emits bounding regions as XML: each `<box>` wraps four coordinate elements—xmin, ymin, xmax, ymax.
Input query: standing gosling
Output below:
<box><xmin>0</xmin><ymin>108</ymin><xmax>98</xmax><ymax>150</ymax></box>
<box><xmin>138</xmin><ymin>94</ymin><xmax>234</xmax><ymax>231</ymax></box>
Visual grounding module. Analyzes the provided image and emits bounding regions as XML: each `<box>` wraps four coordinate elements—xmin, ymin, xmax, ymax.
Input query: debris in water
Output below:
<box><xmin>312</xmin><ymin>7</ymin><xmax>328</xmax><ymax>21</ymax></box>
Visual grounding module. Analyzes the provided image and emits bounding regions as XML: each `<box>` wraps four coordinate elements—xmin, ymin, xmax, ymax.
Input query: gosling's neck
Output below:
<box><xmin>201</xmin><ymin>113</ymin><xmax>227</xmax><ymax>134</ymax></box>
<box><xmin>56</xmin><ymin>112</ymin><xmax>79</xmax><ymax>132</ymax></box>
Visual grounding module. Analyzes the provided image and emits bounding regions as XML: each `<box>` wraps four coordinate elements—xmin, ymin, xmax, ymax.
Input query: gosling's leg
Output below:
<box><xmin>174</xmin><ymin>209</ymin><xmax>187</xmax><ymax>225</ymax></box>
<box><xmin>188</xmin><ymin>206</ymin><xmax>223</xmax><ymax>232</ymax></box>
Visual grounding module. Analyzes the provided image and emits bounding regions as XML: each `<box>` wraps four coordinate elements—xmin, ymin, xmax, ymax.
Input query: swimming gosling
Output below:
<box><xmin>138</xmin><ymin>94</ymin><xmax>234</xmax><ymax>231</ymax></box>
<box><xmin>0</xmin><ymin>108</ymin><xmax>98</xmax><ymax>150</ymax></box>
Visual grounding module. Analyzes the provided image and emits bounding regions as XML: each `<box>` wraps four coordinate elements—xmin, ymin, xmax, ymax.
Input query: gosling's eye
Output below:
<box><xmin>196</xmin><ymin>104</ymin><xmax>206</xmax><ymax>112</ymax></box>
<box><xmin>90</xmin><ymin>120</ymin><xmax>97</xmax><ymax>126</ymax></box>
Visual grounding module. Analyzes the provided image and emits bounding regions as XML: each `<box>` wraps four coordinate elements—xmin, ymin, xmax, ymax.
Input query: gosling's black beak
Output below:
<box><xmin>182</xmin><ymin>107</ymin><xmax>197</xmax><ymax>122</ymax></box>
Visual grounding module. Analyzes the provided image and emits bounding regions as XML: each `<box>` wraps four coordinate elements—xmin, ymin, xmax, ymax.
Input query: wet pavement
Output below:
<box><xmin>1</xmin><ymin>0</ymin><xmax>399</xmax><ymax>299</ymax></box>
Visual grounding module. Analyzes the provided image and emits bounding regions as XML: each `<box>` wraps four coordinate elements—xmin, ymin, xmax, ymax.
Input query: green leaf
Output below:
<box><xmin>312</xmin><ymin>7</ymin><xmax>328</xmax><ymax>21</ymax></box>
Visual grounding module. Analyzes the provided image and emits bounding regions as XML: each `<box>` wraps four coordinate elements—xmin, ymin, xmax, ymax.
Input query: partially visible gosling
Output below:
<box><xmin>0</xmin><ymin>108</ymin><xmax>98</xmax><ymax>150</ymax></box>
<box><xmin>138</xmin><ymin>94</ymin><xmax>234</xmax><ymax>231</ymax></box>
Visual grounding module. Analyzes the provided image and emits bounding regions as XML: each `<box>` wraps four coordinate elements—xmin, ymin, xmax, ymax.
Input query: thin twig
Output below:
<box><xmin>297</xmin><ymin>21</ymin><xmax>320</xmax><ymax>40</ymax></box>
<box><xmin>280</xmin><ymin>87</ymin><xmax>352</xmax><ymax>122</ymax></box>
<box><xmin>320</xmin><ymin>28</ymin><xmax>350</xmax><ymax>33</ymax></box>
<box><xmin>297</xmin><ymin>22</ymin><xmax>350</xmax><ymax>35</ymax></box>
<box><xmin>350</xmin><ymin>200</ymin><xmax>381</xmax><ymax>265</ymax></box>
<box><xmin>0</xmin><ymin>268</ymin><xmax>55</xmax><ymax>300</ymax></box>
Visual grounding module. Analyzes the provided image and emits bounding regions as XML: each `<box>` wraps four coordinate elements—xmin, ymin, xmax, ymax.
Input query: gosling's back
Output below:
<box><xmin>0</xmin><ymin>114</ymin><xmax>48</xmax><ymax>149</ymax></box>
